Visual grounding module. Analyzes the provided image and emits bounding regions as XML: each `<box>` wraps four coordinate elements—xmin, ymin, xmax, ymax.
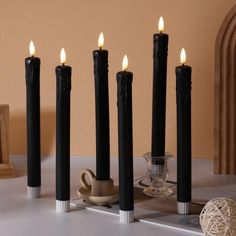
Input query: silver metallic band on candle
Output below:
<box><xmin>27</xmin><ymin>186</ymin><xmax>41</xmax><ymax>199</ymax></box>
<box><xmin>56</xmin><ymin>200</ymin><xmax>70</xmax><ymax>213</ymax></box>
<box><xmin>177</xmin><ymin>202</ymin><xmax>191</xmax><ymax>215</ymax></box>
<box><xmin>119</xmin><ymin>210</ymin><xmax>134</xmax><ymax>223</ymax></box>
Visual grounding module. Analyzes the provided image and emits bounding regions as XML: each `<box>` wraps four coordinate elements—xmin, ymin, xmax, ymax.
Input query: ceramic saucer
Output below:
<box><xmin>78</xmin><ymin>186</ymin><xmax>119</xmax><ymax>206</ymax></box>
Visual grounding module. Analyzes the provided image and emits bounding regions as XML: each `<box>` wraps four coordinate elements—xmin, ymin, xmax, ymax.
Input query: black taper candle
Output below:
<box><xmin>151</xmin><ymin>17</ymin><xmax>169</xmax><ymax>158</ymax></box>
<box><xmin>176</xmin><ymin>49</ymin><xmax>192</xmax><ymax>214</ymax></box>
<box><xmin>117</xmin><ymin>57</ymin><xmax>134</xmax><ymax>215</ymax></box>
<box><xmin>56</xmin><ymin>50</ymin><xmax>71</xmax><ymax>204</ymax></box>
<box><xmin>93</xmin><ymin>34</ymin><xmax>110</xmax><ymax>181</ymax></box>
<box><xmin>25</xmin><ymin>42</ymin><xmax>41</xmax><ymax>193</ymax></box>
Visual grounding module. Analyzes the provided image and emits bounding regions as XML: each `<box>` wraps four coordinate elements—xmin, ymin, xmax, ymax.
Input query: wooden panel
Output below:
<box><xmin>0</xmin><ymin>105</ymin><xmax>14</xmax><ymax>178</ymax></box>
<box><xmin>0</xmin><ymin>105</ymin><xmax>9</xmax><ymax>163</ymax></box>
<box><xmin>214</xmin><ymin>5</ymin><xmax>236</xmax><ymax>174</ymax></box>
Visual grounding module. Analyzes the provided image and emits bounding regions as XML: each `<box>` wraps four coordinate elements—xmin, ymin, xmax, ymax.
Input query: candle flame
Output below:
<box><xmin>98</xmin><ymin>32</ymin><xmax>104</xmax><ymax>49</ymax></box>
<box><xmin>158</xmin><ymin>16</ymin><xmax>164</xmax><ymax>32</ymax></box>
<box><xmin>180</xmin><ymin>48</ymin><xmax>186</xmax><ymax>64</ymax></box>
<box><xmin>29</xmin><ymin>40</ymin><xmax>35</xmax><ymax>56</ymax></box>
<box><xmin>122</xmin><ymin>55</ymin><xmax>128</xmax><ymax>71</ymax></box>
<box><xmin>60</xmin><ymin>48</ymin><xmax>66</xmax><ymax>64</ymax></box>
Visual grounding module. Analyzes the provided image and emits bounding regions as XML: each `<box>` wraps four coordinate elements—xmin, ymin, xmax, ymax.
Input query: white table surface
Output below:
<box><xmin>0</xmin><ymin>156</ymin><xmax>236</xmax><ymax>236</ymax></box>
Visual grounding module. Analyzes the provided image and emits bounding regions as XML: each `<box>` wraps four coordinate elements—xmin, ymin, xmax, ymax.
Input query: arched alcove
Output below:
<box><xmin>214</xmin><ymin>5</ymin><xmax>236</xmax><ymax>174</ymax></box>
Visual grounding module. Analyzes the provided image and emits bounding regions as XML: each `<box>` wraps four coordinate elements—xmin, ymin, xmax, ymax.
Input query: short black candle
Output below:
<box><xmin>176</xmin><ymin>49</ymin><xmax>192</xmax><ymax>206</ymax></box>
<box><xmin>56</xmin><ymin>49</ymin><xmax>71</xmax><ymax>202</ymax></box>
<box><xmin>92</xmin><ymin>33</ymin><xmax>110</xmax><ymax>181</ymax></box>
<box><xmin>25</xmin><ymin>42</ymin><xmax>41</xmax><ymax>189</ymax></box>
<box><xmin>151</xmin><ymin>17</ymin><xmax>169</xmax><ymax>159</ymax></box>
<box><xmin>117</xmin><ymin>57</ymin><xmax>134</xmax><ymax>212</ymax></box>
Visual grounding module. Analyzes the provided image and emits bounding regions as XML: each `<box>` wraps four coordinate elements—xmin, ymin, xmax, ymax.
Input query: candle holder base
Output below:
<box><xmin>56</xmin><ymin>200</ymin><xmax>70</xmax><ymax>213</ymax></box>
<box><xmin>0</xmin><ymin>163</ymin><xmax>15</xmax><ymax>179</ymax></box>
<box><xmin>78</xmin><ymin>169</ymin><xmax>119</xmax><ymax>205</ymax></box>
<box><xmin>119</xmin><ymin>210</ymin><xmax>134</xmax><ymax>223</ymax></box>
<box><xmin>143</xmin><ymin>152</ymin><xmax>173</xmax><ymax>198</ymax></box>
<box><xmin>143</xmin><ymin>185</ymin><xmax>173</xmax><ymax>198</ymax></box>
<box><xmin>177</xmin><ymin>202</ymin><xmax>191</xmax><ymax>215</ymax></box>
<box><xmin>27</xmin><ymin>186</ymin><xmax>41</xmax><ymax>199</ymax></box>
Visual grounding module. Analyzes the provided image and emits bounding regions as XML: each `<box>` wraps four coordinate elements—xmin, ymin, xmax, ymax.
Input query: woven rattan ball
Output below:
<box><xmin>199</xmin><ymin>198</ymin><xmax>236</xmax><ymax>236</ymax></box>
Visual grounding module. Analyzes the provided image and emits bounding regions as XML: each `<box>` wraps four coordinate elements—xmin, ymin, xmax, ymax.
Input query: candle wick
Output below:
<box><xmin>62</xmin><ymin>63</ymin><xmax>65</xmax><ymax>66</ymax></box>
<box><xmin>99</xmin><ymin>47</ymin><xmax>102</xmax><ymax>50</ymax></box>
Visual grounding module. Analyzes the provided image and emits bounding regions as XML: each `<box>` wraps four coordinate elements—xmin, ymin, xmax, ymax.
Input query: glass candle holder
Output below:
<box><xmin>143</xmin><ymin>152</ymin><xmax>173</xmax><ymax>198</ymax></box>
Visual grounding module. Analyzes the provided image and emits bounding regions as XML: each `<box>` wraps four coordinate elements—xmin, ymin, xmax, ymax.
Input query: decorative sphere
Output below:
<box><xmin>199</xmin><ymin>198</ymin><xmax>236</xmax><ymax>236</ymax></box>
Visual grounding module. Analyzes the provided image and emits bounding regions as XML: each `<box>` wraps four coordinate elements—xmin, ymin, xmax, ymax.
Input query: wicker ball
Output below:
<box><xmin>199</xmin><ymin>198</ymin><xmax>236</xmax><ymax>236</ymax></box>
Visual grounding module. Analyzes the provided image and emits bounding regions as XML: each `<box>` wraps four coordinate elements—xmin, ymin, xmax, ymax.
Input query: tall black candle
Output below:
<box><xmin>176</xmin><ymin>48</ymin><xmax>192</xmax><ymax>215</ymax></box>
<box><xmin>25</xmin><ymin>41</ymin><xmax>41</xmax><ymax>199</ymax></box>
<box><xmin>117</xmin><ymin>55</ymin><xmax>134</xmax><ymax>223</ymax></box>
<box><xmin>93</xmin><ymin>32</ymin><xmax>110</xmax><ymax>181</ymax></box>
<box><xmin>56</xmin><ymin>48</ymin><xmax>71</xmax><ymax>213</ymax></box>
<box><xmin>151</xmin><ymin>17</ymin><xmax>169</xmax><ymax>158</ymax></box>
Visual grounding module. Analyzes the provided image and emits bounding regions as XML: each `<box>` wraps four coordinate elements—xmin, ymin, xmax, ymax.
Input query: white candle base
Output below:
<box><xmin>56</xmin><ymin>200</ymin><xmax>70</xmax><ymax>213</ymax></box>
<box><xmin>119</xmin><ymin>210</ymin><xmax>134</xmax><ymax>223</ymax></box>
<box><xmin>27</xmin><ymin>186</ymin><xmax>41</xmax><ymax>199</ymax></box>
<box><xmin>177</xmin><ymin>202</ymin><xmax>191</xmax><ymax>215</ymax></box>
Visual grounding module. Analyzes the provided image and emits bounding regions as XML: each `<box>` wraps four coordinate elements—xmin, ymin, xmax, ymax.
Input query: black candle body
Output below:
<box><xmin>25</xmin><ymin>56</ymin><xmax>41</xmax><ymax>188</ymax></box>
<box><xmin>151</xmin><ymin>33</ymin><xmax>169</xmax><ymax>158</ymax></box>
<box><xmin>117</xmin><ymin>71</ymin><xmax>134</xmax><ymax>211</ymax></box>
<box><xmin>176</xmin><ymin>65</ymin><xmax>192</xmax><ymax>203</ymax></box>
<box><xmin>93</xmin><ymin>50</ymin><xmax>110</xmax><ymax>181</ymax></box>
<box><xmin>56</xmin><ymin>65</ymin><xmax>71</xmax><ymax>201</ymax></box>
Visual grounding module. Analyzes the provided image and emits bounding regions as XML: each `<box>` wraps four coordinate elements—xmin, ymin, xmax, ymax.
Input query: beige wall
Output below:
<box><xmin>0</xmin><ymin>0</ymin><xmax>235</xmax><ymax>158</ymax></box>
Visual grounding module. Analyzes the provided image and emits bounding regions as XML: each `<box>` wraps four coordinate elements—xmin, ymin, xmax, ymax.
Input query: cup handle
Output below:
<box><xmin>80</xmin><ymin>169</ymin><xmax>96</xmax><ymax>191</ymax></box>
